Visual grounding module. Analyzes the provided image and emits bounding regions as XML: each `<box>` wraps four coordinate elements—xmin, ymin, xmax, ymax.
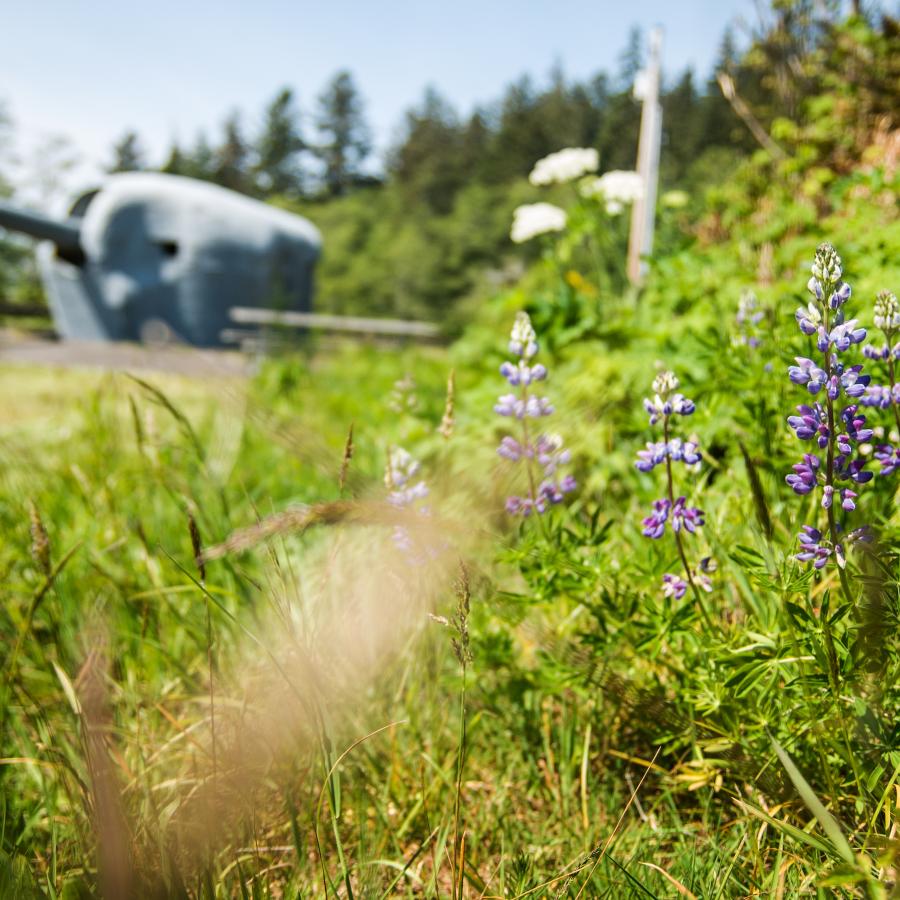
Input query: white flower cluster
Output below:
<box><xmin>580</xmin><ymin>170</ymin><xmax>643</xmax><ymax>215</ymax></box>
<box><xmin>529</xmin><ymin>147</ymin><xmax>599</xmax><ymax>186</ymax></box>
<box><xmin>510</xmin><ymin>203</ymin><xmax>567</xmax><ymax>244</ymax></box>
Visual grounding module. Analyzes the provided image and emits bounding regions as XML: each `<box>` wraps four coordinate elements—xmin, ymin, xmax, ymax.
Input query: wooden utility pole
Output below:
<box><xmin>627</xmin><ymin>27</ymin><xmax>664</xmax><ymax>286</ymax></box>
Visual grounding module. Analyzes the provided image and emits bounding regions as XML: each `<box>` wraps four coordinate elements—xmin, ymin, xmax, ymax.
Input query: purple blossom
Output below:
<box><xmin>662</xmin><ymin>573</ymin><xmax>687</xmax><ymax>599</ymax></box>
<box><xmin>638</xmin><ymin>370</ymin><xmax>707</xmax><ymax>599</ymax></box>
<box><xmin>634</xmin><ymin>438</ymin><xmax>701</xmax><ymax>472</ymax></box>
<box><xmin>635</xmin><ymin>441</ymin><xmax>669</xmax><ymax>472</ymax></box>
<box><xmin>839</xmin><ymin>405</ymin><xmax>873</xmax><ymax>443</ymax></box>
<box><xmin>829</xmin><ymin>281</ymin><xmax>852</xmax><ymax>309</ymax></box>
<box><xmin>671</xmin><ymin>496</ymin><xmax>704</xmax><ymax>534</ymax></box>
<box><xmin>795</xmin><ymin>302</ymin><xmax>822</xmax><ymax>335</ymax></box>
<box><xmin>796</xmin><ymin>526</ymin><xmax>832</xmax><ymax>569</ymax></box>
<box><xmin>787</xmin><ymin>244</ymin><xmax>876</xmax><ymax>571</ymax></box>
<box><xmin>874</xmin><ymin>444</ymin><xmax>900</xmax><ymax>475</ymax></box>
<box><xmin>642</xmin><ymin>499</ymin><xmax>670</xmax><ymax>539</ymax></box>
<box><xmin>789</xmin><ymin>358</ymin><xmax>828</xmax><ymax>393</ymax></box>
<box><xmin>825</xmin><ymin>319</ymin><xmax>866</xmax><ymax>352</ymax></box>
<box><xmin>785</xmin><ymin>453</ymin><xmax>820</xmax><ymax>495</ymax></box>
<box><xmin>834</xmin><ymin>454</ymin><xmax>872</xmax><ymax>485</ymax></box>
<box><xmin>538</xmin><ymin>475</ymin><xmax>577</xmax><ymax>506</ymax></box>
<box><xmin>667</xmin><ymin>438</ymin><xmax>702</xmax><ymax>466</ymax></box>
<box><xmin>863</xmin><ymin>343</ymin><xmax>900</xmax><ymax>361</ymax></box>
<box><xmin>535</xmin><ymin>434</ymin><xmax>572</xmax><ymax>474</ymax></box>
<box><xmin>500</xmin><ymin>360</ymin><xmax>548</xmax><ymax>386</ymax></box>
<box><xmin>861</xmin><ymin>383</ymin><xmax>900</xmax><ymax>408</ymax></box>
<box><xmin>498</xmin><ymin>436</ymin><xmax>523</xmax><ymax>460</ymax></box>
<box><xmin>494</xmin><ymin>394</ymin><xmax>555</xmax><ymax>418</ymax></box>
<box><xmin>787</xmin><ymin>404</ymin><xmax>829</xmax><ymax>447</ymax></box>
<box><xmin>838</xmin><ymin>364</ymin><xmax>870</xmax><ymax>398</ymax></box>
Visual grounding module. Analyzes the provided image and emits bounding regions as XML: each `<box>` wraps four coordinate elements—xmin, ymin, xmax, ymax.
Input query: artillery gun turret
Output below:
<box><xmin>0</xmin><ymin>172</ymin><xmax>321</xmax><ymax>347</ymax></box>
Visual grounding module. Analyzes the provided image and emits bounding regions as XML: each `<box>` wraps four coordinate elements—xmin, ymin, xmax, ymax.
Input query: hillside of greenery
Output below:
<box><xmin>1</xmin><ymin>6</ymin><xmax>899</xmax><ymax>899</ymax></box>
<box><xmin>1</xmin><ymin>17</ymin><xmax>792</xmax><ymax>322</ymax></box>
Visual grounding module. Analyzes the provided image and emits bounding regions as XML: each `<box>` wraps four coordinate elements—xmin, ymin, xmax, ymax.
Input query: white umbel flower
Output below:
<box><xmin>529</xmin><ymin>147</ymin><xmax>599</xmax><ymax>186</ymax></box>
<box><xmin>580</xmin><ymin>170</ymin><xmax>644</xmax><ymax>214</ymax></box>
<box><xmin>510</xmin><ymin>203</ymin><xmax>567</xmax><ymax>243</ymax></box>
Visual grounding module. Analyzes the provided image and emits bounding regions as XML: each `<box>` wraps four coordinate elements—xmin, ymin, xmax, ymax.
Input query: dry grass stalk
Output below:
<box><xmin>338</xmin><ymin>422</ymin><xmax>354</xmax><ymax>493</ymax></box>
<box><xmin>74</xmin><ymin>646</ymin><xmax>136</xmax><ymax>899</ymax></box>
<box><xmin>28</xmin><ymin>500</ymin><xmax>51</xmax><ymax>577</ymax></box>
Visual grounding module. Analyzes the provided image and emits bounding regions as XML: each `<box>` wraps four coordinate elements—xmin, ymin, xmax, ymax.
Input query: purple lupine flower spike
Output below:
<box><xmin>788</xmin><ymin>243</ymin><xmax>872</xmax><ymax>570</ymax></box>
<box><xmin>497</xmin><ymin>312</ymin><xmax>576</xmax><ymax>517</ymax></box>
<box><xmin>636</xmin><ymin>369</ymin><xmax>710</xmax><ymax>599</ymax></box>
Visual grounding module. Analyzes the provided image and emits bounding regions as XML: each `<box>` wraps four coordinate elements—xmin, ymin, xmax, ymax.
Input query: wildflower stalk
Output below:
<box><xmin>637</xmin><ymin>370</ymin><xmax>713</xmax><ymax>615</ymax></box>
<box><xmin>789</xmin><ymin>244</ymin><xmax>871</xmax><ymax>580</ymax></box>
<box><xmin>518</xmin><ymin>382</ymin><xmax>548</xmax><ymax>540</ymax></box>
<box><xmin>662</xmin><ymin>417</ymin><xmax>713</xmax><ymax>629</ymax></box>
<box><xmin>449</xmin><ymin>563</ymin><xmax>472</xmax><ymax>900</ymax></box>
<box><xmin>821</xmin><ymin>337</ymin><xmax>856</xmax><ymax>610</ymax></box>
<box><xmin>495</xmin><ymin>312</ymin><xmax>576</xmax><ymax>522</ymax></box>
<box><xmin>887</xmin><ymin>353</ymin><xmax>900</xmax><ymax>437</ymax></box>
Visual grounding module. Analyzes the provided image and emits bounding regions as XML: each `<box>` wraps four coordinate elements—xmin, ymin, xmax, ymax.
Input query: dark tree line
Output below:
<box><xmin>105</xmin><ymin>30</ymin><xmax>762</xmax><ymax>211</ymax></box>
<box><xmin>108</xmin><ymin>70</ymin><xmax>373</xmax><ymax>200</ymax></box>
<box><xmin>107</xmin><ymin>6</ymin><xmax>878</xmax><ymax>216</ymax></box>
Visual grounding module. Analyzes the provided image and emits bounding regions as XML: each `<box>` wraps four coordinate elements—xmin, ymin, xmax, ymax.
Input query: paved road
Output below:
<box><xmin>0</xmin><ymin>329</ymin><xmax>251</xmax><ymax>378</ymax></box>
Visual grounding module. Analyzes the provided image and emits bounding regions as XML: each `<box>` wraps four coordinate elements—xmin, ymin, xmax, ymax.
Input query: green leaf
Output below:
<box><xmin>770</xmin><ymin>735</ymin><xmax>856</xmax><ymax>865</ymax></box>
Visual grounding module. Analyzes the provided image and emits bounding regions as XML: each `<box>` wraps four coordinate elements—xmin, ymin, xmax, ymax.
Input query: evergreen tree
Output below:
<box><xmin>254</xmin><ymin>87</ymin><xmax>305</xmax><ymax>197</ymax></box>
<box><xmin>161</xmin><ymin>142</ymin><xmax>188</xmax><ymax>176</ymax></box>
<box><xmin>617</xmin><ymin>26</ymin><xmax>645</xmax><ymax>89</ymax></box>
<box><xmin>314</xmin><ymin>70</ymin><xmax>372</xmax><ymax>196</ymax></box>
<box><xmin>186</xmin><ymin>133</ymin><xmax>217</xmax><ymax>182</ymax></box>
<box><xmin>108</xmin><ymin>130</ymin><xmax>145</xmax><ymax>173</ymax></box>
<box><xmin>213</xmin><ymin>112</ymin><xmax>252</xmax><ymax>194</ymax></box>
<box><xmin>389</xmin><ymin>86</ymin><xmax>464</xmax><ymax>214</ymax></box>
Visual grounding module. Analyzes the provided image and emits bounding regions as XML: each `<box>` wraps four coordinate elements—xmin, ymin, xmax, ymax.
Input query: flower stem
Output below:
<box><xmin>821</xmin><ymin>342</ymin><xmax>855</xmax><ymax>609</ymax></box>
<box><xmin>887</xmin><ymin>355</ymin><xmax>900</xmax><ymax>437</ymax></box>
<box><xmin>519</xmin><ymin>379</ymin><xmax>548</xmax><ymax>538</ymax></box>
<box><xmin>663</xmin><ymin>417</ymin><xmax>714</xmax><ymax>630</ymax></box>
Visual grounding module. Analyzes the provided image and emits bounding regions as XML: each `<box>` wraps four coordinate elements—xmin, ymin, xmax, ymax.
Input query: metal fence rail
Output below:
<box><xmin>229</xmin><ymin>307</ymin><xmax>441</xmax><ymax>339</ymax></box>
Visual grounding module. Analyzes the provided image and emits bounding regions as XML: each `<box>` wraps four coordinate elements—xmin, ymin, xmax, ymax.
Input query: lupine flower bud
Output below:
<box><xmin>874</xmin><ymin>290</ymin><xmax>900</xmax><ymax>333</ymax></box>
<box><xmin>829</xmin><ymin>281</ymin><xmax>852</xmax><ymax>309</ymax></box>
<box><xmin>509</xmin><ymin>311</ymin><xmax>538</xmax><ymax>359</ymax></box>
<box><xmin>652</xmin><ymin>370</ymin><xmax>679</xmax><ymax>396</ymax></box>
<box><xmin>812</xmin><ymin>242</ymin><xmax>843</xmax><ymax>285</ymax></box>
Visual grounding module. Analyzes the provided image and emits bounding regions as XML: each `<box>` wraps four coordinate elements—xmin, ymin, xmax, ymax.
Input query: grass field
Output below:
<box><xmin>2</xmin><ymin>118</ymin><xmax>899</xmax><ymax>897</ymax></box>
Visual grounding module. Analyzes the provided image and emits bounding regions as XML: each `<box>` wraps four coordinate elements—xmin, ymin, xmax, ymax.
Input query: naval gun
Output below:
<box><xmin>0</xmin><ymin>172</ymin><xmax>321</xmax><ymax>346</ymax></box>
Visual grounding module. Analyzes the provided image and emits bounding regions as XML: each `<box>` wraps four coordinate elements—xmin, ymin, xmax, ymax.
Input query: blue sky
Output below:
<box><xmin>2</xmin><ymin>0</ymin><xmax>753</xmax><ymax>197</ymax></box>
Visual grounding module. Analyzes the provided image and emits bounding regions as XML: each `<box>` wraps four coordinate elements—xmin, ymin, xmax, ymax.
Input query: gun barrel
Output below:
<box><xmin>0</xmin><ymin>200</ymin><xmax>85</xmax><ymax>265</ymax></box>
